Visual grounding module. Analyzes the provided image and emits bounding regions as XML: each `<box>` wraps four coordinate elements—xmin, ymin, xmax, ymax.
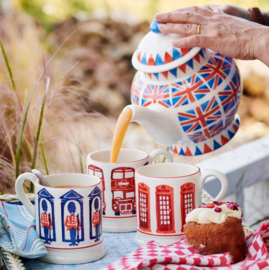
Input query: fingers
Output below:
<box><xmin>159</xmin><ymin>23</ymin><xmax>200</xmax><ymax>36</ymax></box>
<box><xmin>202</xmin><ymin>5</ymin><xmax>224</xmax><ymax>13</ymax></box>
<box><xmin>172</xmin><ymin>35</ymin><xmax>212</xmax><ymax>49</ymax></box>
<box><xmin>155</xmin><ymin>11</ymin><xmax>208</xmax><ymax>25</ymax></box>
<box><xmin>169</xmin><ymin>6</ymin><xmax>215</xmax><ymax>17</ymax></box>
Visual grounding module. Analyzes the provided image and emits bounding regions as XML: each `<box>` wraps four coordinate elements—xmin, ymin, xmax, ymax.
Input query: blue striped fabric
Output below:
<box><xmin>0</xmin><ymin>202</ymin><xmax>47</xmax><ymax>258</ymax></box>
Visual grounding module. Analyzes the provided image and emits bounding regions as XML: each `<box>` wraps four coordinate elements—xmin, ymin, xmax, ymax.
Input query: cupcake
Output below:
<box><xmin>184</xmin><ymin>201</ymin><xmax>246</xmax><ymax>264</ymax></box>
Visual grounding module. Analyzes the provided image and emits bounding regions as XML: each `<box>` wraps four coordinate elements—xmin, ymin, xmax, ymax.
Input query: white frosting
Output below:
<box><xmin>186</xmin><ymin>204</ymin><xmax>242</xmax><ymax>224</ymax></box>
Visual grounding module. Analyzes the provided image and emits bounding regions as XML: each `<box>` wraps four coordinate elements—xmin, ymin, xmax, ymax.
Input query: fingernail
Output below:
<box><xmin>172</xmin><ymin>41</ymin><xmax>180</xmax><ymax>47</ymax></box>
<box><xmin>155</xmin><ymin>13</ymin><xmax>162</xmax><ymax>19</ymax></box>
<box><xmin>158</xmin><ymin>24</ymin><xmax>167</xmax><ymax>30</ymax></box>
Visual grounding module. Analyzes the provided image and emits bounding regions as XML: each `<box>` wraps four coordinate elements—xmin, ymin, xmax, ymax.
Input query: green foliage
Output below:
<box><xmin>0</xmin><ymin>162</ymin><xmax>14</xmax><ymax>177</ymax></box>
<box><xmin>0</xmin><ymin>22</ymin><xmax>81</xmax><ymax>193</ymax></box>
<box><xmin>13</xmin><ymin>0</ymin><xmax>269</xmax><ymax>30</ymax></box>
<box><xmin>0</xmin><ymin>38</ymin><xmax>16</xmax><ymax>91</ymax></box>
<box><xmin>15</xmin><ymin>98</ymin><xmax>32</xmax><ymax>178</ymax></box>
<box><xmin>250</xmin><ymin>216</ymin><xmax>269</xmax><ymax>227</ymax></box>
<box><xmin>0</xmin><ymin>39</ymin><xmax>35</xmax><ymax>183</ymax></box>
<box><xmin>31</xmin><ymin>77</ymin><xmax>50</xmax><ymax>171</ymax></box>
<box><xmin>17</xmin><ymin>0</ymin><xmax>93</xmax><ymax>32</ymax></box>
<box><xmin>77</xmin><ymin>138</ymin><xmax>84</xmax><ymax>174</ymax></box>
<box><xmin>40</xmin><ymin>143</ymin><xmax>49</xmax><ymax>175</ymax></box>
<box><xmin>20</xmin><ymin>0</ymin><xmax>54</xmax><ymax>32</ymax></box>
<box><xmin>162</xmin><ymin>146</ymin><xmax>170</xmax><ymax>163</ymax></box>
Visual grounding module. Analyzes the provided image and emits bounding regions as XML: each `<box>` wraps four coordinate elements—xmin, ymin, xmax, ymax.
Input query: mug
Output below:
<box><xmin>87</xmin><ymin>149</ymin><xmax>173</xmax><ymax>232</ymax></box>
<box><xmin>15</xmin><ymin>173</ymin><xmax>106</xmax><ymax>264</ymax></box>
<box><xmin>135</xmin><ymin>163</ymin><xmax>228</xmax><ymax>246</ymax></box>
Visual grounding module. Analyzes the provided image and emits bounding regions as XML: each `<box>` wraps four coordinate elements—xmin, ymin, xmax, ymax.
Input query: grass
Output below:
<box><xmin>77</xmin><ymin>137</ymin><xmax>84</xmax><ymax>174</ymax></box>
<box><xmin>162</xmin><ymin>146</ymin><xmax>170</xmax><ymax>163</ymax></box>
<box><xmin>0</xmin><ymin>14</ymin><xmax>91</xmax><ymax>194</ymax></box>
<box><xmin>2</xmin><ymin>1</ymin><xmax>267</xmax><ymax>196</ymax></box>
<box><xmin>0</xmin><ymin>2</ymin><xmax>267</xmax><ymax>235</ymax></box>
<box><xmin>250</xmin><ymin>216</ymin><xmax>269</xmax><ymax>227</ymax></box>
<box><xmin>15</xmin><ymin>91</ymin><xmax>33</xmax><ymax>179</ymax></box>
<box><xmin>31</xmin><ymin>76</ymin><xmax>50</xmax><ymax>171</ymax></box>
<box><xmin>40</xmin><ymin>143</ymin><xmax>49</xmax><ymax>175</ymax></box>
<box><xmin>0</xmin><ymin>39</ymin><xmax>16</xmax><ymax>91</ymax></box>
<box><xmin>1</xmin><ymin>33</ymin><xmax>50</xmax><ymax>192</ymax></box>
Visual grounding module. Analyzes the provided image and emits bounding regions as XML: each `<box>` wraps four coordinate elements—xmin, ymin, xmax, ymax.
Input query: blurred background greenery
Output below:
<box><xmin>0</xmin><ymin>0</ymin><xmax>269</xmax><ymax>194</ymax></box>
<box><xmin>7</xmin><ymin>0</ymin><xmax>269</xmax><ymax>31</ymax></box>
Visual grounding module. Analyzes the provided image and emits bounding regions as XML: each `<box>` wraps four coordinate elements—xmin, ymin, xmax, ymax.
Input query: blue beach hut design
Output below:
<box><xmin>89</xmin><ymin>186</ymin><xmax>102</xmax><ymax>241</ymax></box>
<box><xmin>37</xmin><ymin>188</ymin><xmax>56</xmax><ymax>244</ymax></box>
<box><xmin>60</xmin><ymin>190</ymin><xmax>84</xmax><ymax>246</ymax></box>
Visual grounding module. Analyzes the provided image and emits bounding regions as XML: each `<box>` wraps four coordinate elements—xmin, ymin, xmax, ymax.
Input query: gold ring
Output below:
<box><xmin>197</xmin><ymin>24</ymin><xmax>201</xmax><ymax>35</ymax></box>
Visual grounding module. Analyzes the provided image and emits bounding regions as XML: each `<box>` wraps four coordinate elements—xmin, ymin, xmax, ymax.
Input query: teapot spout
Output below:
<box><xmin>125</xmin><ymin>105</ymin><xmax>183</xmax><ymax>145</ymax></box>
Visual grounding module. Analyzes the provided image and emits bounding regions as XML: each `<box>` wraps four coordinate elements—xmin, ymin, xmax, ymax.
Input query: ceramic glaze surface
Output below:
<box><xmin>86</xmin><ymin>149</ymin><xmax>173</xmax><ymax>233</ymax></box>
<box><xmin>134</xmin><ymin>163</ymin><xmax>228</xmax><ymax>246</ymax></box>
<box><xmin>15</xmin><ymin>173</ymin><xmax>105</xmax><ymax>264</ymax></box>
<box><xmin>130</xmin><ymin>20</ymin><xmax>243</xmax><ymax>156</ymax></box>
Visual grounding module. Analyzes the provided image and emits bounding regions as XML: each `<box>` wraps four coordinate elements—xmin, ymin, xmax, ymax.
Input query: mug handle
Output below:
<box><xmin>199</xmin><ymin>170</ymin><xmax>228</xmax><ymax>201</ymax></box>
<box><xmin>149</xmin><ymin>149</ymin><xmax>173</xmax><ymax>164</ymax></box>
<box><xmin>15</xmin><ymin>172</ymin><xmax>39</xmax><ymax>217</ymax></box>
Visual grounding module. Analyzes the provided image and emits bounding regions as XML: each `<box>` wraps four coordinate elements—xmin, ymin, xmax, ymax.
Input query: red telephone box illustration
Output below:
<box><xmin>111</xmin><ymin>167</ymin><xmax>136</xmax><ymax>216</ymax></box>
<box><xmin>138</xmin><ymin>183</ymin><xmax>151</xmax><ymax>232</ymax></box>
<box><xmin>181</xmin><ymin>182</ymin><xmax>195</xmax><ymax>232</ymax></box>
<box><xmin>155</xmin><ymin>185</ymin><xmax>175</xmax><ymax>234</ymax></box>
<box><xmin>88</xmin><ymin>165</ymin><xmax>106</xmax><ymax>214</ymax></box>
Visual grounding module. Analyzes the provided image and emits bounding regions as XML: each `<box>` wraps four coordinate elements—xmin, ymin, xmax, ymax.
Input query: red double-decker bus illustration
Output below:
<box><xmin>111</xmin><ymin>167</ymin><xmax>136</xmax><ymax>216</ymax></box>
<box><xmin>88</xmin><ymin>165</ymin><xmax>106</xmax><ymax>214</ymax></box>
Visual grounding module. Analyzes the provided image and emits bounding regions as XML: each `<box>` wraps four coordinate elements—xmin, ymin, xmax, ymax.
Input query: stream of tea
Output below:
<box><xmin>110</xmin><ymin>108</ymin><xmax>133</xmax><ymax>163</ymax></box>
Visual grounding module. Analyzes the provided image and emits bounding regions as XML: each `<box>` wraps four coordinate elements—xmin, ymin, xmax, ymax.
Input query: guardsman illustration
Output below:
<box><xmin>92</xmin><ymin>199</ymin><xmax>101</xmax><ymax>242</ymax></box>
<box><xmin>88</xmin><ymin>186</ymin><xmax>101</xmax><ymax>241</ymax></box>
<box><xmin>40</xmin><ymin>200</ymin><xmax>53</xmax><ymax>244</ymax></box>
<box><xmin>64</xmin><ymin>202</ymin><xmax>81</xmax><ymax>246</ymax></box>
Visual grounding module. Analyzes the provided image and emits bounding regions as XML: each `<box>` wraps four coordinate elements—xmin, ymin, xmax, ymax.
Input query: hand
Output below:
<box><xmin>202</xmin><ymin>4</ymin><xmax>253</xmax><ymax>21</ymax></box>
<box><xmin>155</xmin><ymin>6</ymin><xmax>269</xmax><ymax>62</ymax></box>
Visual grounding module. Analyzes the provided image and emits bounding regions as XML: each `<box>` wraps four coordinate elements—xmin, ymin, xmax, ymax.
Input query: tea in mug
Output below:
<box><xmin>52</xmin><ymin>185</ymin><xmax>83</xmax><ymax>188</ymax></box>
<box><xmin>40</xmin><ymin>184</ymin><xmax>83</xmax><ymax>188</ymax></box>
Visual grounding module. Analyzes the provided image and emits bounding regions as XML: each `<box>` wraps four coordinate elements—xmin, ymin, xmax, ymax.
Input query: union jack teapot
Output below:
<box><xmin>127</xmin><ymin>20</ymin><xmax>242</xmax><ymax>156</ymax></box>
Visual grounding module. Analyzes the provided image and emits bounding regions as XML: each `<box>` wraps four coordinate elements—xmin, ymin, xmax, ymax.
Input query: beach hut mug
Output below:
<box><xmin>15</xmin><ymin>173</ymin><xmax>105</xmax><ymax>264</ymax></box>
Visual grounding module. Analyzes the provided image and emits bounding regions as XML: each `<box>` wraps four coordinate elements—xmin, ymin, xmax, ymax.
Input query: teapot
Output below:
<box><xmin>126</xmin><ymin>20</ymin><xmax>242</xmax><ymax>156</ymax></box>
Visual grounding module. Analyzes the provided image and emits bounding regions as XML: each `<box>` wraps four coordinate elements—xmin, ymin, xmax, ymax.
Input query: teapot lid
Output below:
<box><xmin>132</xmin><ymin>20</ymin><xmax>202</xmax><ymax>73</ymax></box>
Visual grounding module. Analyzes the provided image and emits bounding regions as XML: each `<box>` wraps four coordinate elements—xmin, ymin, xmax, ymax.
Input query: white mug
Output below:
<box><xmin>135</xmin><ymin>163</ymin><xmax>228</xmax><ymax>246</ymax></box>
<box><xmin>15</xmin><ymin>173</ymin><xmax>106</xmax><ymax>264</ymax></box>
<box><xmin>87</xmin><ymin>149</ymin><xmax>173</xmax><ymax>232</ymax></box>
